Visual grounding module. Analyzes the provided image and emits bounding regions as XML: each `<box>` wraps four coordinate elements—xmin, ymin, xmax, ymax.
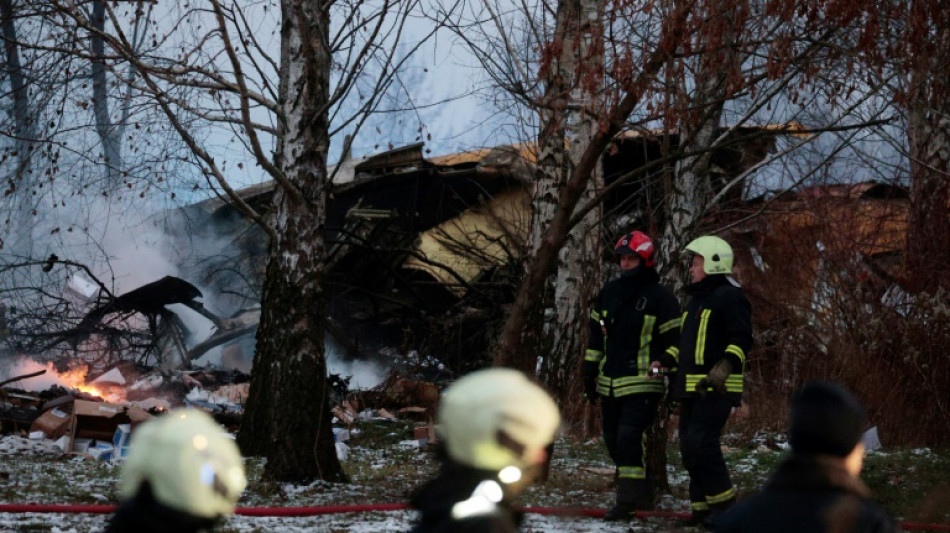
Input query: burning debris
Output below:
<box><xmin>2</xmin><ymin>346</ymin><xmax>452</xmax><ymax>461</ymax></box>
<box><xmin>0</xmin><ymin>270</ymin><xmax>262</xmax><ymax>455</ymax></box>
<box><xmin>0</xmin><ymin>352</ymin><xmax>252</xmax><ymax>461</ymax></box>
<box><xmin>2</xmin><ymin>268</ymin><xmax>453</xmax><ymax>463</ymax></box>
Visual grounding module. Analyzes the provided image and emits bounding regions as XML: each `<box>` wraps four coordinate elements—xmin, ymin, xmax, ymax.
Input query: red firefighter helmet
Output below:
<box><xmin>614</xmin><ymin>231</ymin><xmax>655</xmax><ymax>267</ymax></box>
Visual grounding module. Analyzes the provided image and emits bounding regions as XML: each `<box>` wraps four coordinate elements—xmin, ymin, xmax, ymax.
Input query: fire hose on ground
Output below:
<box><xmin>0</xmin><ymin>503</ymin><xmax>948</xmax><ymax>530</ymax></box>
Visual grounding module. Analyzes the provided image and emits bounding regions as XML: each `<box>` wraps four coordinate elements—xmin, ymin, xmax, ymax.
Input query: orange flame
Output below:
<box><xmin>46</xmin><ymin>363</ymin><xmax>126</xmax><ymax>403</ymax></box>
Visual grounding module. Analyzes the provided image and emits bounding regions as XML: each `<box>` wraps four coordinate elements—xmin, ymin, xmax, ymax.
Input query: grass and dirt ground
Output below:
<box><xmin>1</xmin><ymin>416</ymin><xmax>949</xmax><ymax>532</ymax></box>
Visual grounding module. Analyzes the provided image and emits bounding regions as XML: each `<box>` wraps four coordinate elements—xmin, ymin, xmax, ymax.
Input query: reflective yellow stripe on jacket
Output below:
<box><xmin>599</xmin><ymin>374</ymin><xmax>665</xmax><ymax>395</ymax></box>
<box><xmin>685</xmin><ymin>373</ymin><xmax>744</xmax><ymax>393</ymax></box>
<box><xmin>637</xmin><ymin>316</ymin><xmax>655</xmax><ymax>379</ymax></box>
<box><xmin>658</xmin><ymin>316</ymin><xmax>682</xmax><ymax>334</ymax></box>
<box><xmin>595</xmin><ymin>314</ymin><xmax>664</xmax><ymax>396</ymax></box>
<box><xmin>585</xmin><ymin>349</ymin><xmax>604</xmax><ymax>363</ymax></box>
<box><xmin>695</xmin><ymin>309</ymin><xmax>711</xmax><ymax>365</ymax></box>
<box><xmin>587</xmin><ymin>309</ymin><xmax>605</xmax><ymax>362</ymax></box>
<box><xmin>725</xmin><ymin>344</ymin><xmax>746</xmax><ymax>365</ymax></box>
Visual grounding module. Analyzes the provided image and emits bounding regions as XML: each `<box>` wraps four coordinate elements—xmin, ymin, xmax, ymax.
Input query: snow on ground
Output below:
<box><xmin>0</xmin><ymin>434</ymin><xmax>669</xmax><ymax>532</ymax></box>
<box><xmin>0</xmin><ymin>434</ymin><xmax>63</xmax><ymax>456</ymax></box>
<box><xmin>0</xmin><ymin>511</ymin><xmax>668</xmax><ymax>532</ymax></box>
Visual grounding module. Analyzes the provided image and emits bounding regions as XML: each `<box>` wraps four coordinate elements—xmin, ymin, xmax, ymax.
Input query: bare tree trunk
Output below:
<box><xmin>237</xmin><ymin>0</ymin><xmax>344</xmax><ymax>483</ymax></box>
<box><xmin>544</xmin><ymin>0</ymin><xmax>605</xmax><ymax>401</ymax></box>
<box><xmin>493</xmin><ymin>3</ymin><xmax>689</xmax><ymax>372</ymax></box>
<box><xmin>1</xmin><ymin>0</ymin><xmax>35</xmax><ymax>256</ymax></box>
<box><xmin>90</xmin><ymin>0</ymin><xmax>121</xmax><ymax>187</ymax></box>
<box><xmin>656</xmin><ymin>93</ymin><xmax>728</xmax><ymax>285</ymax></box>
<box><xmin>509</xmin><ymin>0</ymin><xmax>589</xmax><ymax>379</ymax></box>
<box><xmin>904</xmin><ymin>21</ymin><xmax>950</xmax><ymax>294</ymax></box>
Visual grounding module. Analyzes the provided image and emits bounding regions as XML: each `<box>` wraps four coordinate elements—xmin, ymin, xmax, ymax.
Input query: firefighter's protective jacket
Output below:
<box><xmin>665</xmin><ymin>274</ymin><xmax>753</xmax><ymax>403</ymax></box>
<box><xmin>586</xmin><ymin>267</ymin><xmax>680</xmax><ymax>397</ymax></box>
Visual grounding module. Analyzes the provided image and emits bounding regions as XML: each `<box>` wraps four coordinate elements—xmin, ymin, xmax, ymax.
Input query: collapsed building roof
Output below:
<box><xmin>719</xmin><ymin>180</ymin><xmax>922</xmax><ymax>329</ymax></box>
<box><xmin>739</xmin><ymin>180</ymin><xmax>910</xmax><ymax>261</ymax></box>
<box><xmin>151</xmin><ymin>126</ymin><xmax>789</xmax><ymax>371</ymax></box>
<box><xmin>219</xmin><ymin>129</ymin><xmax>773</xmax><ymax>295</ymax></box>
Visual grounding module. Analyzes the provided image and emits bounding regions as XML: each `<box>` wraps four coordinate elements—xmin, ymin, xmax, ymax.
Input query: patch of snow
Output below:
<box><xmin>0</xmin><ymin>435</ymin><xmax>63</xmax><ymax>456</ymax></box>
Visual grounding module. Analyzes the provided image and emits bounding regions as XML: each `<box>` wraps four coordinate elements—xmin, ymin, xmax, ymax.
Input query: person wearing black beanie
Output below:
<box><xmin>790</xmin><ymin>380</ymin><xmax>866</xmax><ymax>458</ymax></box>
<box><xmin>715</xmin><ymin>381</ymin><xmax>897</xmax><ymax>533</ymax></box>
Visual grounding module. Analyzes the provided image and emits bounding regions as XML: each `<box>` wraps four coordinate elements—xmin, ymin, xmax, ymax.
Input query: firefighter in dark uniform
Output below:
<box><xmin>583</xmin><ymin>230</ymin><xmax>681</xmax><ymax>520</ymax></box>
<box><xmin>657</xmin><ymin>235</ymin><xmax>752</xmax><ymax>529</ymax></box>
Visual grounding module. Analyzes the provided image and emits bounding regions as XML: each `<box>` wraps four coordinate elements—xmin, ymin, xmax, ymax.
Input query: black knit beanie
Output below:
<box><xmin>789</xmin><ymin>381</ymin><xmax>866</xmax><ymax>457</ymax></box>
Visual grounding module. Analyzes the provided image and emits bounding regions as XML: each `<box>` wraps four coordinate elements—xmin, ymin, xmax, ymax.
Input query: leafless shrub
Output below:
<box><xmin>0</xmin><ymin>259</ymin><xmax>164</xmax><ymax>369</ymax></box>
<box><xmin>735</xmin><ymin>192</ymin><xmax>950</xmax><ymax>447</ymax></box>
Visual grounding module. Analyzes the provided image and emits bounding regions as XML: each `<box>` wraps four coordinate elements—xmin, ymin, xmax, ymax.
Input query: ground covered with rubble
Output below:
<box><xmin>2</xmin><ymin>415</ymin><xmax>949</xmax><ymax>533</ymax></box>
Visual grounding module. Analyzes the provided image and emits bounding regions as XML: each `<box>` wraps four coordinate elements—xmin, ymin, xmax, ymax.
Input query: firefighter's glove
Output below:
<box><xmin>582</xmin><ymin>361</ymin><xmax>599</xmax><ymax>402</ymax></box>
<box><xmin>696</xmin><ymin>359</ymin><xmax>732</xmax><ymax>395</ymax></box>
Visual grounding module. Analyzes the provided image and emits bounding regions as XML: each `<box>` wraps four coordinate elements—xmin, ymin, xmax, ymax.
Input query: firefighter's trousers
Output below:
<box><xmin>678</xmin><ymin>393</ymin><xmax>736</xmax><ymax>511</ymax></box>
<box><xmin>601</xmin><ymin>393</ymin><xmax>660</xmax><ymax>503</ymax></box>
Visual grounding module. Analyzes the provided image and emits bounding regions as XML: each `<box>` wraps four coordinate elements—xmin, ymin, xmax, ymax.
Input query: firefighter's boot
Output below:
<box><xmin>603</xmin><ymin>502</ymin><xmax>637</xmax><ymax>521</ymax></box>
<box><xmin>675</xmin><ymin>505</ymin><xmax>709</xmax><ymax>528</ymax></box>
<box><xmin>603</xmin><ymin>478</ymin><xmax>653</xmax><ymax>521</ymax></box>
<box><xmin>702</xmin><ymin>496</ymin><xmax>736</xmax><ymax>529</ymax></box>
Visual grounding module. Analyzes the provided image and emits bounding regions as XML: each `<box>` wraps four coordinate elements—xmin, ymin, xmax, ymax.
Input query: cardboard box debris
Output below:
<box><xmin>412</xmin><ymin>425</ymin><xmax>428</xmax><ymax>441</ymax></box>
<box><xmin>335</xmin><ymin>441</ymin><xmax>349</xmax><ymax>461</ymax></box>
<box><xmin>64</xmin><ymin>273</ymin><xmax>99</xmax><ymax>304</ymax></box>
<box><xmin>208</xmin><ymin>382</ymin><xmax>249</xmax><ymax>404</ymax></box>
<box><xmin>412</xmin><ymin>419</ymin><xmax>436</xmax><ymax>445</ymax></box>
<box><xmin>87</xmin><ymin>441</ymin><xmax>115</xmax><ymax>461</ymax></box>
<box><xmin>72</xmin><ymin>438</ymin><xmax>92</xmax><ymax>454</ymax></box>
<box><xmin>113</xmin><ymin>424</ymin><xmax>132</xmax><ymax>452</ymax></box>
<box><xmin>68</xmin><ymin>400</ymin><xmax>152</xmax><ymax>454</ymax></box>
<box><xmin>332</xmin><ymin>399</ymin><xmax>360</xmax><ymax>425</ymax></box>
<box><xmin>29</xmin><ymin>407</ymin><xmax>71</xmax><ymax>439</ymax></box>
<box><xmin>332</xmin><ymin>427</ymin><xmax>350</xmax><ymax>443</ymax></box>
<box><xmin>52</xmin><ymin>435</ymin><xmax>70</xmax><ymax>453</ymax></box>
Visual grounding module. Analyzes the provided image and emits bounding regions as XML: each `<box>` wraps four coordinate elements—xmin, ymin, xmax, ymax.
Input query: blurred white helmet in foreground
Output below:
<box><xmin>119</xmin><ymin>408</ymin><xmax>246</xmax><ymax>518</ymax></box>
<box><xmin>438</xmin><ymin>368</ymin><xmax>561</xmax><ymax>471</ymax></box>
